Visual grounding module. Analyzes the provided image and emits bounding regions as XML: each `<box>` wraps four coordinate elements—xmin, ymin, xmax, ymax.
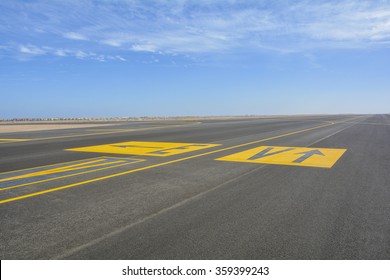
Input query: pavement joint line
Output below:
<box><xmin>0</xmin><ymin>117</ymin><xmax>363</xmax><ymax>205</ymax></box>
<box><xmin>342</xmin><ymin>121</ymin><xmax>390</xmax><ymax>126</ymax></box>
<box><xmin>0</xmin><ymin>158</ymin><xmax>144</xmax><ymax>192</ymax></box>
<box><xmin>54</xmin><ymin>164</ymin><xmax>269</xmax><ymax>259</ymax></box>
<box><xmin>305</xmin><ymin>121</ymin><xmax>360</xmax><ymax>148</ymax></box>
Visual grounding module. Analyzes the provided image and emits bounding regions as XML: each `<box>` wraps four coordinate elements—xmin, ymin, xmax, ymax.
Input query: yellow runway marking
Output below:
<box><xmin>0</xmin><ymin>138</ymin><xmax>31</xmax><ymax>144</ymax></box>
<box><xmin>67</xmin><ymin>141</ymin><xmax>220</xmax><ymax>157</ymax></box>
<box><xmin>216</xmin><ymin>146</ymin><xmax>346</xmax><ymax>168</ymax></box>
<box><xmin>0</xmin><ymin>122</ymin><xmax>202</xmax><ymax>143</ymax></box>
<box><xmin>0</xmin><ymin>116</ymin><xmax>363</xmax><ymax>204</ymax></box>
<box><xmin>85</xmin><ymin>129</ymin><xmax>134</xmax><ymax>132</ymax></box>
<box><xmin>0</xmin><ymin>158</ymin><xmax>107</xmax><ymax>182</ymax></box>
<box><xmin>0</xmin><ymin>157</ymin><xmax>143</xmax><ymax>191</ymax></box>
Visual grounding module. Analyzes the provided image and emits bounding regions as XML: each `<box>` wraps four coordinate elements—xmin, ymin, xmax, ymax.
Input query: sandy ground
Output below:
<box><xmin>0</xmin><ymin>123</ymin><xmax>119</xmax><ymax>133</ymax></box>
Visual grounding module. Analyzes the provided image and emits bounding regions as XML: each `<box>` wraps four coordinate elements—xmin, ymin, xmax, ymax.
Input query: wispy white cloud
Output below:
<box><xmin>130</xmin><ymin>44</ymin><xmax>158</xmax><ymax>53</ymax></box>
<box><xmin>291</xmin><ymin>1</ymin><xmax>390</xmax><ymax>44</ymax></box>
<box><xmin>19</xmin><ymin>45</ymin><xmax>46</xmax><ymax>55</ymax></box>
<box><xmin>54</xmin><ymin>49</ymin><xmax>67</xmax><ymax>57</ymax></box>
<box><xmin>1</xmin><ymin>0</ymin><xmax>390</xmax><ymax>60</ymax></box>
<box><xmin>63</xmin><ymin>32</ymin><xmax>88</xmax><ymax>41</ymax></box>
<box><xmin>3</xmin><ymin>43</ymin><xmax>125</xmax><ymax>62</ymax></box>
<box><xmin>102</xmin><ymin>39</ymin><xmax>123</xmax><ymax>47</ymax></box>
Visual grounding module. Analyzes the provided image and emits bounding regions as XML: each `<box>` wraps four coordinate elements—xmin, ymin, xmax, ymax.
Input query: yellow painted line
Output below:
<box><xmin>0</xmin><ymin>138</ymin><xmax>31</xmax><ymax>141</ymax></box>
<box><xmin>0</xmin><ymin>161</ymin><xmax>139</xmax><ymax>191</ymax></box>
<box><xmin>67</xmin><ymin>141</ymin><xmax>220</xmax><ymax>157</ymax></box>
<box><xmin>0</xmin><ymin>158</ymin><xmax>107</xmax><ymax>180</ymax></box>
<box><xmin>86</xmin><ymin>129</ymin><xmax>136</xmax><ymax>133</ymax></box>
<box><xmin>0</xmin><ymin>157</ymin><xmax>144</xmax><ymax>191</ymax></box>
<box><xmin>0</xmin><ymin>138</ymin><xmax>31</xmax><ymax>143</ymax></box>
<box><xmin>0</xmin><ymin>157</ymin><xmax>105</xmax><ymax>176</ymax></box>
<box><xmin>216</xmin><ymin>146</ymin><xmax>347</xmax><ymax>168</ymax></box>
<box><xmin>23</xmin><ymin>122</ymin><xmax>202</xmax><ymax>142</ymax></box>
<box><xmin>0</xmin><ymin>116</ymin><xmax>364</xmax><ymax>204</ymax></box>
<box><xmin>0</xmin><ymin>159</ymin><xmax>122</xmax><ymax>183</ymax></box>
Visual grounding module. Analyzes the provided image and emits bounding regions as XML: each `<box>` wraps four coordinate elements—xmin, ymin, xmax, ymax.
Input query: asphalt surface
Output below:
<box><xmin>0</xmin><ymin>114</ymin><xmax>389</xmax><ymax>259</ymax></box>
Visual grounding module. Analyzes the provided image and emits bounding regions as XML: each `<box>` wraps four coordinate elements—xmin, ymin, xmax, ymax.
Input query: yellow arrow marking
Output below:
<box><xmin>216</xmin><ymin>146</ymin><xmax>347</xmax><ymax>168</ymax></box>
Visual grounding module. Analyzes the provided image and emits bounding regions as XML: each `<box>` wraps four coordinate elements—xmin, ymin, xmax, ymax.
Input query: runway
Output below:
<box><xmin>1</xmin><ymin>114</ymin><xmax>389</xmax><ymax>259</ymax></box>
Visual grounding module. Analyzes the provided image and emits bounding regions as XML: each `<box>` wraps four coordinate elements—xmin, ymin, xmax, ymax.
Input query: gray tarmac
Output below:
<box><xmin>0</xmin><ymin>114</ymin><xmax>389</xmax><ymax>259</ymax></box>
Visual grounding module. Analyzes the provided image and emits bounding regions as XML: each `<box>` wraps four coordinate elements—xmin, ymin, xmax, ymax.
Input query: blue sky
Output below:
<box><xmin>1</xmin><ymin>0</ymin><xmax>389</xmax><ymax>118</ymax></box>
